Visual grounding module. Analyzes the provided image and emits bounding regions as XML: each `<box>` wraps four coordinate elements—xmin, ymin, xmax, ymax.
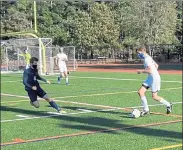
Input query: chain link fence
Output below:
<box><xmin>75</xmin><ymin>44</ymin><xmax>182</xmax><ymax>64</ymax></box>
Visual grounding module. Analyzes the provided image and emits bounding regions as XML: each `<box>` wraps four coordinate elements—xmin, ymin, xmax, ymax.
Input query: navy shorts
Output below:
<box><xmin>26</xmin><ymin>88</ymin><xmax>47</xmax><ymax>102</ymax></box>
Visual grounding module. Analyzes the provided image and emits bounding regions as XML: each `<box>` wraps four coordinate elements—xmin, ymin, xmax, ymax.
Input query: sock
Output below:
<box><xmin>58</xmin><ymin>76</ymin><xmax>62</xmax><ymax>82</ymax></box>
<box><xmin>49</xmin><ymin>101</ymin><xmax>60</xmax><ymax>111</ymax></box>
<box><xmin>141</xmin><ymin>96</ymin><xmax>149</xmax><ymax>111</ymax></box>
<box><xmin>159</xmin><ymin>98</ymin><xmax>171</xmax><ymax>107</ymax></box>
<box><xmin>66</xmin><ymin>77</ymin><xmax>68</xmax><ymax>83</ymax></box>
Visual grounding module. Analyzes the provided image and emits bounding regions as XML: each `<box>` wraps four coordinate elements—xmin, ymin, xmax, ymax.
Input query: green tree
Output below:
<box><xmin>1</xmin><ymin>0</ymin><xmax>32</xmax><ymax>33</ymax></box>
<box><xmin>116</xmin><ymin>1</ymin><xmax>179</xmax><ymax>46</ymax></box>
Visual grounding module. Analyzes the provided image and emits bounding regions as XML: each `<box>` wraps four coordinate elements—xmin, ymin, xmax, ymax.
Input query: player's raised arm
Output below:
<box><xmin>19</xmin><ymin>53</ymin><xmax>24</xmax><ymax>56</ymax></box>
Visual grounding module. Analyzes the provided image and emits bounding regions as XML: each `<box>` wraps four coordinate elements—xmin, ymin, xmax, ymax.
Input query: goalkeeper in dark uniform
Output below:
<box><xmin>23</xmin><ymin>57</ymin><xmax>66</xmax><ymax>113</ymax></box>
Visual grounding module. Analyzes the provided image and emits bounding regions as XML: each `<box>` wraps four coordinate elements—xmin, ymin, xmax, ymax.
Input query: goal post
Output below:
<box><xmin>2</xmin><ymin>42</ymin><xmax>76</xmax><ymax>75</ymax></box>
<box><xmin>1</xmin><ymin>37</ymin><xmax>52</xmax><ymax>75</ymax></box>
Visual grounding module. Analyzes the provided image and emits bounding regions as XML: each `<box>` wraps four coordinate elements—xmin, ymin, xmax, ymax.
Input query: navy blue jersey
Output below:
<box><xmin>23</xmin><ymin>68</ymin><xmax>47</xmax><ymax>90</ymax></box>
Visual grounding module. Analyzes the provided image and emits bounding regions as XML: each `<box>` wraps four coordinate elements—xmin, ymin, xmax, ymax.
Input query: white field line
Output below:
<box><xmin>16</xmin><ymin>115</ymin><xmax>30</xmax><ymax>118</ymax></box>
<box><xmin>56</xmin><ymin>100</ymin><xmax>183</xmax><ymax>110</ymax></box>
<box><xmin>77</xmin><ymin>109</ymin><xmax>95</xmax><ymax>112</ymax></box>
<box><xmin>1</xmin><ymin>86</ymin><xmax>182</xmax><ymax>101</ymax></box>
<box><xmin>1</xmin><ymin>91</ymin><xmax>182</xmax><ymax>123</ymax></box>
<box><xmin>1</xmin><ymin>92</ymin><xmax>182</xmax><ymax>110</ymax></box>
<box><xmin>53</xmin><ymin>87</ymin><xmax>182</xmax><ymax>99</ymax></box>
<box><xmin>0</xmin><ymin>108</ymin><xmax>117</xmax><ymax>123</ymax></box>
<box><xmin>1</xmin><ymin>76</ymin><xmax>182</xmax><ymax>83</ymax></box>
<box><xmin>1</xmin><ymin>93</ymin><xmax>28</xmax><ymax>99</ymax></box>
<box><xmin>70</xmin><ymin>76</ymin><xmax>183</xmax><ymax>84</ymax></box>
<box><xmin>1</xmin><ymin>101</ymin><xmax>182</xmax><ymax>123</ymax></box>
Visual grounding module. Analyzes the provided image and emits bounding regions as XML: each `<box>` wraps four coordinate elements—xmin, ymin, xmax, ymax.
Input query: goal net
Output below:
<box><xmin>49</xmin><ymin>46</ymin><xmax>76</xmax><ymax>74</ymax></box>
<box><xmin>1</xmin><ymin>38</ymin><xmax>52</xmax><ymax>74</ymax></box>
<box><xmin>1</xmin><ymin>38</ymin><xmax>76</xmax><ymax>75</ymax></box>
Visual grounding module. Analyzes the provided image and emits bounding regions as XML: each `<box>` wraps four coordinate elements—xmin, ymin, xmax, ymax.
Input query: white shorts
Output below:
<box><xmin>58</xmin><ymin>64</ymin><xmax>67</xmax><ymax>73</ymax></box>
<box><xmin>143</xmin><ymin>76</ymin><xmax>161</xmax><ymax>93</ymax></box>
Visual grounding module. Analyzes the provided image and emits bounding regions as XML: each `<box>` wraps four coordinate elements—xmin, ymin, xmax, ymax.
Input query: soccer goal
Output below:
<box><xmin>1</xmin><ymin>38</ymin><xmax>52</xmax><ymax>75</ymax></box>
<box><xmin>1</xmin><ymin>38</ymin><xmax>76</xmax><ymax>75</ymax></box>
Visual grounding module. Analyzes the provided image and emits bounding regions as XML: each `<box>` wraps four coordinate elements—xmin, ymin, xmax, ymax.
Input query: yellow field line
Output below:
<box><xmin>150</xmin><ymin>112</ymin><xmax>182</xmax><ymax>118</ymax></box>
<box><xmin>1</xmin><ymin>100</ymin><xmax>27</xmax><ymax>104</ymax></box>
<box><xmin>53</xmin><ymin>87</ymin><xmax>182</xmax><ymax>99</ymax></box>
<box><xmin>149</xmin><ymin>144</ymin><xmax>182</xmax><ymax>150</ymax></box>
<box><xmin>1</xmin><ymin>120</ymin><xmax>182</xmax><ymax>147</ymax></box>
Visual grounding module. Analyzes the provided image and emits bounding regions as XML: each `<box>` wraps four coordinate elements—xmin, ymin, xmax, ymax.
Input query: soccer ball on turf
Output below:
<box><xmin>130</xmin><ymin>109</ymin><xmax>141</xmax><ymax>118</ymax></box>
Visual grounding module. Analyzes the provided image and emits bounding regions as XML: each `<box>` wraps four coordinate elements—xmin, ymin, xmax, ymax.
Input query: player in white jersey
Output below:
<box><xmin>55</xmin><ymin>48</ymin><xmax>69</xmax><ymax>85</ymax></box>
<box><xmin>136</xmin><ymin>47</ymin><xmax>172</xmax><ymax>116</ymax></box>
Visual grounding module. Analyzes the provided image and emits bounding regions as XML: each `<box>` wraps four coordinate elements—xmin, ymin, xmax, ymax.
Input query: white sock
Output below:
<box><xmin>141</xmin><ymin>96</ymin><xmax>149</xmax><ymax>111</ymax></box>
<box><xmin>66</xmin><ymin>77</ymin><xmax>68</xmax><ymax>83</ymax></box>
<box><xmin>159</xmin><ymin>98</ymin><xmax>170</xmax><ymax>107</ymax></box>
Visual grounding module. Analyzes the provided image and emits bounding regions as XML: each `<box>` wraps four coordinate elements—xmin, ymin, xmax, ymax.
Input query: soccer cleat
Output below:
<box><xmin>60</xmin><ymin>110</ymin><xmax>67</xmax><ymax>114</ymax></box>
<box><xmin>166</xmin><ymin>103</ymin><xmax>172</xmax><ymax>114</ymax></box>
<box><xmin>57</xmin><ymin>109</ymin><xmax>67</xmax><ymax>114</ymax></box>
<box><xmin>57</xmin><ymin>107</ymin><xmax>61</xmax><ymax>112</ymax></box>
<box><xmin>57</xmin><ymin>107</ymin><xmax>66</xmax><ymax>113</ymax></box>
<box><xmin>66</xmin><ymin>82</ymin><xmax>70</xmax><ymax>85</ymax></box>
<box><xmin>140</xmin><ymin>110</ymin><xmax>150</xmax><ymax>116</ymax></box>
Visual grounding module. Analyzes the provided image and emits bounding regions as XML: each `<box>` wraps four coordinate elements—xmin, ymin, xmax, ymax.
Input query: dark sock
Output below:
<box><xmin>49</xmin><ymin>101</ymin><xmax>60</xmax><ymax>111</ymax></box>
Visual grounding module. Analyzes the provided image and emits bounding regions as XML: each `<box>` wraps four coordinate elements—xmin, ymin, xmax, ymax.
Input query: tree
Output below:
<box><xmin>115</xmin><ymin>1</ymin><xmax>179</xmax><ymax>46</ymax></box>
<box><xmin>1</xmin><ymin>0</ymin><xmax>32</xmax><ymax>34</ymax></box>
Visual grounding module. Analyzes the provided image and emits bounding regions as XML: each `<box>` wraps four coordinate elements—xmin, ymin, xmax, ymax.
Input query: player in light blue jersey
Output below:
<box><xmin>136</xmin><ymin>47</ymin><xmax>172</xmax><ymax>116</ymax></box>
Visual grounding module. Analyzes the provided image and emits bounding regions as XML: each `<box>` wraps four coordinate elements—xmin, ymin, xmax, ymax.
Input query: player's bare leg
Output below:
<box><xmin>64</xmin><ymin>71</ymin><xmax>69</xmax><ymax>85</ymax></box>
<box><xmin>30</xmin><ymin>101</ymin><xmax>40</xmax><ymax>108</ymax></box>
<box><xmin>152</xmin><ymin>92</ymin><xmax>172</xmax><ymax>114</ymax></box>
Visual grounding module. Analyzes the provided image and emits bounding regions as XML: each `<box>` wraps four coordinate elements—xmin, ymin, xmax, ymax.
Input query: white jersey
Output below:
<box><xmin>56</xmin><ymin>53</ymin><xmax>68</xmax><ymax>66</ymax></box>
<box><xmin>143</xmin><ymin>55</ymin><xmax>161</xmax><ymax>92</ymax></box>
<box><xmin>56</xmin><ymin>53</ymin><xmax>68</xmax><ymax>73</ymax></box>
<box><xmin>144</xmin><ymin>55</ymin><xmax>160</xmax><ymax>79</ymax></box>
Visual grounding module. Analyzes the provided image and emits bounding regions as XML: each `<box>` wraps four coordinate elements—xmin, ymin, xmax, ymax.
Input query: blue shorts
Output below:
<box><xmin>26</xmin><ymin>88</ymin><xmax>47</xmax><ymax>102</ymax></box>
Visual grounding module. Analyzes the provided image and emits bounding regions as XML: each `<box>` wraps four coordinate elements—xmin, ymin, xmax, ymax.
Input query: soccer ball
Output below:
<box><xmin>130</xmin><ymin>109</ymin><xmax>141</xmax><ymax>118</ymax></box>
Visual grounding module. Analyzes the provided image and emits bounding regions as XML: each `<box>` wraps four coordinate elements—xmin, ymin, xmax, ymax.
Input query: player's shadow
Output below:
<box><xmin>1</xmin><ymin>105</ymin><xmax>126</xmax><ymax>134</ymax></box>
<box><xmin>46</xmin><ymin>106</ymin><xmax>182</xmax><ymax>140</ymax></box>
<box><xmin>59</xmin><ymin>116</ymin><xmax>182</xmax><ymax>140</ymax></box>
<box><xmin>1</xmin><ymin>106</ymin><xmax>51</xmax><ymax>117</ymax></box>
<box><xmin>1</xmin><ymin>105</ymin><xmax>182</xmax><ymax>140</ymax></box>
<box><xmin>51</xmin><ymin>106</ymin><xmax>130</xmax><ymax>116</ymax></box>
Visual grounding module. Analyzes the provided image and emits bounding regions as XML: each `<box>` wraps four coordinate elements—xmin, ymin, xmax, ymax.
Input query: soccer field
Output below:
<box><xmin>1</xmin><ymin>72</ymin><xmax>182</xmax><ymax>150</ymax></box>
